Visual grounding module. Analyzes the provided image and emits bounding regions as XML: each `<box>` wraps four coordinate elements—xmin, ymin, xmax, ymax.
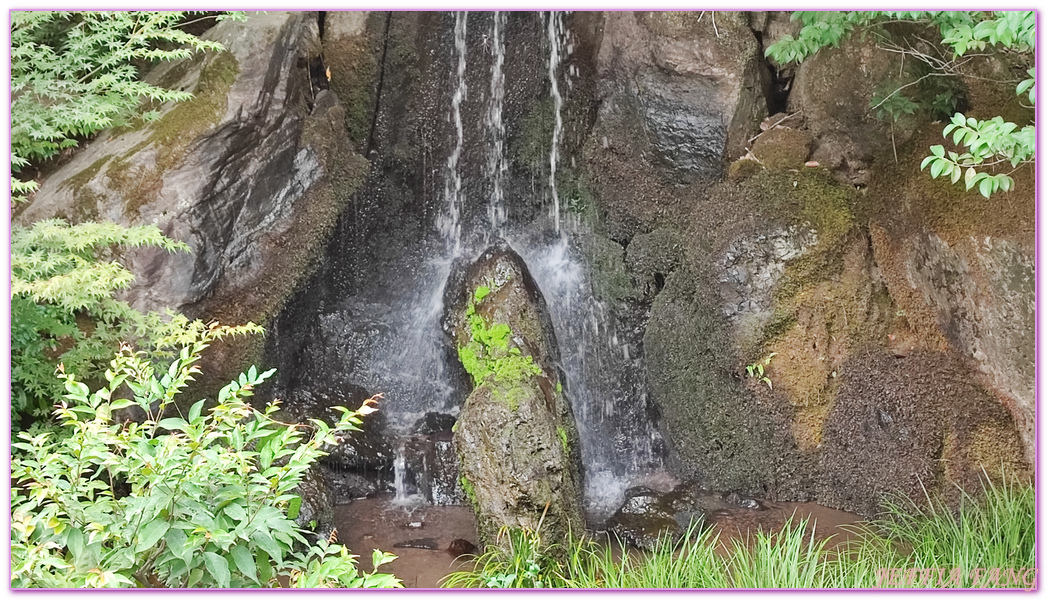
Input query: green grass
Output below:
<box><xmin>727</xmin><ymin>516</ymin><xmax>832</xmax><ymax>588</ymax></box>
<box><xmin>568</xmin><ymin>521</ymin><xmax>731</xmax><ymax>588</ymax></box>
<box><xmin>441</xmin><ymin>476</ymin><xmax>1035</xmax><ymax>589</ymax></box>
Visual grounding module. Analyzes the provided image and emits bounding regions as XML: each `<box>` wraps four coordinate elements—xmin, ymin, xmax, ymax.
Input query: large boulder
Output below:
<box><xmin>17</xmin><ymin>12</ymin><xmax>370</xmax><ymax>383</ymax></box>
<box><xmin>445</xmin><ymin>242</ymin><xmax>584</xmax><ymax>544</ymax></box>
<box><xmin>596</xmin><ymin>12</ymin><xmax>766</xmax><ymax>179</ymax></box>
<box><xmin>584</xmin><ymin>11</ymin><xmax>767</xmax><ymax>241</ymax></box>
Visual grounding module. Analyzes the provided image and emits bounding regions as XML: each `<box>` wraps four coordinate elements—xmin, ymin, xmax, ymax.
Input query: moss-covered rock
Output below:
<box><xmin>445</xmin><ymin>242</ymin><xmax>583</xmax><ymax>545</ymax></box>
<box><xmin>749</xmin><ymin>127</ymin><xmax>812</xmax><ymax>170</ymax></box>
<box><xmin>818</xmin><ymin>350</ymin><xmax>1029</xmax><ymax>516</ymax></box>
<box><xmin>643</xmin><ymin>265</ymin><xmax>785</xmax><ymax>494</ymax></box>
<box><xmin>865</xmin><ymin>124</ymin><xmax>1035</xmax><ymax>462</ymax></box>
<box><xmin>322</xmin><ymin>11</ymin><xmax>383</xmax><ymax>150</ymax></box>
<box><xmin>19</xmin><ymin>13</ymin><xmax>370</xmax><ymax>395</ymax></box>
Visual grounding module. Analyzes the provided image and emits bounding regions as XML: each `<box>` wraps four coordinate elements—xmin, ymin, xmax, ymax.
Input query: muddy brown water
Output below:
<box><xmin>335</xmin><ymin>493</ymin><xmax>863</xmax><ymax>588</ymax></box>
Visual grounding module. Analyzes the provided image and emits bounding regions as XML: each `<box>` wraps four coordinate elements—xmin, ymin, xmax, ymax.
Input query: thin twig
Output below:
<box><xmin>748</xmin><ymin>110</ymin><xmax>803</xmax><ymax>144</ymax></box>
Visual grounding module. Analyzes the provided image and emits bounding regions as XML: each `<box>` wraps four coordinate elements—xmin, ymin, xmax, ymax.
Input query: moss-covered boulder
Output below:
<box><xmin>321</xmin><ymin>11</ymin><xmax>383</xmax><ymax>150</ymax></box>
<box><xmin>17</xmin><ymin>12</ymin><xmax>370</xmax><ymax>387</ymax></box>
<box><xmin>444</xmin><ymin>242</ymin><xmax>583</xmax><ymax>544</ymax></box>
<box><xmin>643</xmin><ymin>264</ymin><xmax>788</xmax><ymax>495</ymax></box>
<box><xmin>819</xmin><ymin>350</ymin><xmax>1029</xmax><ymax>516</ymax></box>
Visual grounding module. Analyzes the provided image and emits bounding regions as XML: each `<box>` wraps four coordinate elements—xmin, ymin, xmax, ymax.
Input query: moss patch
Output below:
<box><xmin>513</xmin><ymin>97</ymin><xmax>554</xmax><ymax>176</ymax></box>
<box><xmin>749</xmin><ymin>128</ymin><xmax>812</xmax><ymax>170</ymax></box>
<box><xmin>865</xmin><ymin>124</ymin><xmax>1034</xmax><ymax>250</ymax></box>
<box><xmin>58</xmin><ymin>156</ymin><xmax>110</xmax><ymax>222</ymax></box>
<box><xmin>103</xmin><ymin>51</ymin><xmax>240</xmax><ymax>218</ymax></box>
<box><xmin>323</xmin><ymin>14</ymin><xmax>382</xmax><ymax>149</ymax></box>
<box><xmin>148</xmin><ymin>51</ymin><xmax>239</xmax><ymax>148</ymax></box>
<box><xmin>457</xmin><ymin>285</ymin><xmax>543</xmax><ymax>408</ymax></box>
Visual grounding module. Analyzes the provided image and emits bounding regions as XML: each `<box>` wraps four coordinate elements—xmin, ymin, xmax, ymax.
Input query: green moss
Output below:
<box><xmin>460</xmin><ymin>475</ymin><xmax>477</xmax><ymax>507</ymax></box>
<box><xmin>102</xmin><ymin>51</ymin><xmax>240</xmax><ymax>218</ymax></box>
<box><xmin>148</xmin><ymin>51</ymin><xmax>238</xmax><ymax>148</ymax></box>
<box><xmin>723</xmin><ymin>169</ymin><xmax>857</xmax><ymax>351</ymax></box>
<box><xmin>513</xmin><ymin>97</ymin><xmax>554</xmax><ymax>176</ymax></box>
<box><xmin>58</xmin><ymin>156</ymin><xmax>110</xmax><ymax>221</ymax></box>
<box><xmin>557</xmin><ymin>425</ymin><xmax>570</xmax><ymax>455</ymax></box>
<box><xmin>588</xmin><ymin>234</ymin><xmax>640</xmax><ymax>304</ymax></box>
<box><xmin>458</xmin><ymin>286</ymin><xmax>544</xmax><ymax>408</ymax></box>
<box><xmin>324</xmin><ymin>14</ymin><xmax>384</xmax><ymax>149</ymax></box>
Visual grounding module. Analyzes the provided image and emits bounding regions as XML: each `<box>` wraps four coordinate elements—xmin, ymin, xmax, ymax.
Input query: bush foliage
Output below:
<box><xmin>11</xmin><ymin>323</ymin><xmax>402</xmax><ymax>588</ymax></box>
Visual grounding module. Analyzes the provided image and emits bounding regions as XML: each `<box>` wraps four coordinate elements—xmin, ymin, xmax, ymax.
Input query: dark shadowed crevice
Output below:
<box><xmin>366</xmin><ymin>12</ymin><xmax>393</xmax><ymax>156</ymax></box>
<box><xmin>751</xmin><ymin>28</ymin><xmax>794</xmax><ymax>115</ymax></box>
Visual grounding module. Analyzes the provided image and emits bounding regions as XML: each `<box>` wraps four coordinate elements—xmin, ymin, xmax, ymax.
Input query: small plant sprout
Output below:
<box><xmin>745</xmin><ymin>353</ymin><xmax>777</xmax><ymax>389</ymax></box>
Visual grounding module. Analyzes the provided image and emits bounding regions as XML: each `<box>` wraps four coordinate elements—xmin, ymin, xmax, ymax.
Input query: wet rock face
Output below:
<box><xmin>403</xmin><ymin>426</ymin><xmax>465</xmax><ymax>506</ymax></box>
<box><xmin>295</xmin><ymin>464</ymin><xmax>335</xmax><ymax>542</ymax></box>
<box><xmin>445</xmin><ymin>242</ymin><xmax>584</xmax><ymax>544</ymax></box>
<box><xmin>593</xmin><ymin>12</ymin><xmax>766</xmax><ymax>182</ymax></box>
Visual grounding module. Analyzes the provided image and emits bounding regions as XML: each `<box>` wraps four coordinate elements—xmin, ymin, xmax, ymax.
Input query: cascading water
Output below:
<box><xmin>485</xmin><ymin>11</ymin><xmax>507</xmax><ymax>237</ymax></box>
<box><xmin>393</xmin><ymin>445</ymin><xmax>411</xmax><ymax>503</ymax></box>
<box><xmin>546</xmin><ymin>11</ymin><xmax>565</xmax><ymax>233</ymax></box>
<box><xmin>438</xmin><ymin>11</ymin><xmax>469</xmax><ymax>256</ymax></box>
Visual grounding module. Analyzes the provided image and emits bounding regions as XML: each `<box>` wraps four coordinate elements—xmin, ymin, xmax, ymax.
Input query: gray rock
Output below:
<box><xmin>294</xmin><ymin>464</ymin><xmax>335</xmax><ymax>541</ymax></box>
<box><xmin>323</xmin><ymin>467</ymin><xmax>378</xmax><ymax>504</ymax></box>
<box><xmin>606</xmin><ymin>482</ymin><xmax>712</xmax><ymax>550</ymax></box>
<box><xmin>18</xmin><ymin>12</ymin><xmax>368</xmax><ymax>384</ymax></box>
<box><xmin>594</xmin><ymin>12</ymin><xmax>766</xmax><ymax>181</ymax></box>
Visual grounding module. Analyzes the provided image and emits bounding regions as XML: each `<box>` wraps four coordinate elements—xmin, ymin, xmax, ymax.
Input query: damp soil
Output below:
<box><xmin>335</xmin><ymin>493</ymin><xmax>863</xmax><ymax>588</ymax></box>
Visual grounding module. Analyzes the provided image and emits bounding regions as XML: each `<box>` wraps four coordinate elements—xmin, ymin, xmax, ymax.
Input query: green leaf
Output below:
<box><xmin>202</xmin><ymin>551</ymin><xmax>231</xmax><ymax>588</ymax></box>
<box><xmin>256</xmin><ymin>549</ymin><xmax>273</xmax><ymax>584</ymax></box>
<box><xmin>930</xmin><ymin>144</ymin><xmax>946</xmax><ymax>158</ymax></box>
<box><xmin>229</xmin><ymin>544</ymin><xmax>257</xmax><ymax>583</ymax></box>
<box><xmin>224</xmin><ymin>502</ymin><xmax>247</xmax><ymax>522</ymax></box>
<box><xmin>978</xmin><ymin>177</ymin><xmax>993</xmax><ymax>198</ymax></box>
<box><xmin>157</xmin><ymin>417</ymin><xmax>188</xmax><ymax>432</ymax></box>
<box><xmin>189</xmin><ymin>399</ymin><xmax>205</xmax><ymax>422</ymax></box>
<box><xmin>930</xmin><ymin>159</ymin><xmax>945</xmax><ymax>179</ymax></box>
<box><xmin>372</xmin><ymin>548</ymin><xmax>398</xmax><ymax>568</ymax></box>
<box><xmin>135</xmin><ymin>519</ymin><xmax>171</xmax><ymax>553</ymax></box>
<box><xmin>110</xmin><ymin>398</ymin><xmax>135</xmax><ymax>410</ymax></box>
<box><xmin>286</xmin><ymin>496</ymin><xmax>302</xmax><ymax>520</ymax></box>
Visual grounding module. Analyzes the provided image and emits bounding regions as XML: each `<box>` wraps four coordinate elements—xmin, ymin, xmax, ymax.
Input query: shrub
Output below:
<box><xmin>11</xmin><ymin>322</ymin><xmax>402</xmax><ymax>588</ymax></box>
<box><xmin>10</xmin><ymin>219</ymin><xmax>197</xmax><ymax>430</ymax></box>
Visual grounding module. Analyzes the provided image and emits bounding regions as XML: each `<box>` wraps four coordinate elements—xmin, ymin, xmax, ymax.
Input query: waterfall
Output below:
<box><xmin>519</xmin><ymin>234</ymin><xmax>666</xmax><ymax>521</ymax></box>
<box><xmin>485</xmin><ymin>11</ymin><xmax>507</xmax><ymax>235</ymax></box>
<box><xmin>438</xmin><ymin>11</ymin><xmax>468</xmax><ymax>255</ymax></box>
<box><xmin>272</xmin><ymin>12</ymin><xmax>666</xmax><ymax>523</ymax></box>
<box><xmin>547</xmin><ymin>11</ymin><xmax>564</xmax><ymax>233</ymax></box>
